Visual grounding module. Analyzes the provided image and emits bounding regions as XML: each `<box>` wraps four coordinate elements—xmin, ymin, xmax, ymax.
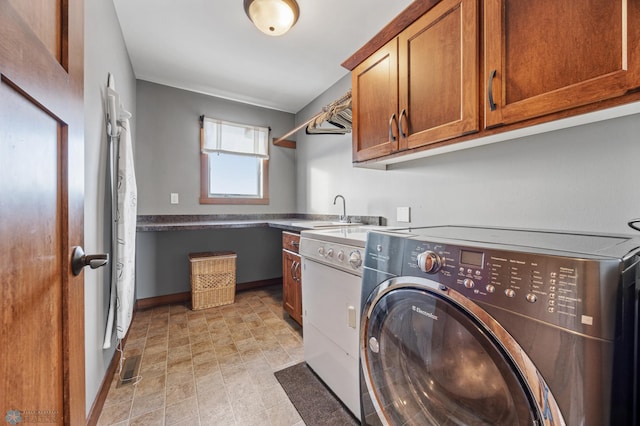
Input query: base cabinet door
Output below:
<box><xmin>282</xmin><ymin>250</ymin><xmax>302</xmax><ymax>325</ymax></box>
<box><xmin>282</xmin><ymin>232</ymin><xmax>302</xmax><ymax>325</ymax></box>
<box><xmin>484</xmin><ymin>0</ymin><xmax>640</xmax><ymax>128</ymax></box>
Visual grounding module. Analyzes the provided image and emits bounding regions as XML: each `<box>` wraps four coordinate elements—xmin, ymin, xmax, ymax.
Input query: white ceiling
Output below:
<box><xmin>112</xmin><ymin>0</ymin><xmax>413</xmax><ymax>113</ymax></box>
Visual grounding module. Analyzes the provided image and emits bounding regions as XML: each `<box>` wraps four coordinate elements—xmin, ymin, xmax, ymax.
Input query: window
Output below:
<box><xmin>200</xmin><ymin>116</ymin><xmax>269</xmax><ymax>204</ymax></box>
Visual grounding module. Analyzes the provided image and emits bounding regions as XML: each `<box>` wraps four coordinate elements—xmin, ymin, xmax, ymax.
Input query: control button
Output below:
<box><xmin>318</xmin><ymin>247</ymin><xmax>325</xmax><ymax>256</ymax></box>
<box><xmin>376</xmin><ymin>245</ymin><xmax>383</xmax><ymax>252</ymax></box>
<box><xmin>459</xmin><ymin>267</ymin><xmax>465</xmax><ymax>273</ymax></box>
<box><xmin>417</xmin><ymin>251</ymin><xmax>443</xmax><ymax>274</ymax></box>
<box><xmin>548</xmin><ymin>307</ymin><xmax>555</xmax><ymax>313</ymax></box>
<box><xmin>549</xmin><ymin>293</ymin><xmax>556</xmax><ymax>299</ymax></box>
<box><xmin>505</xmin><ymin>289</ymin><xmax>516</xmax><ymax>298</ymax></box>
<box><xmin>526</xmin><ymin>293</ymin><xmax>537</xmax><ymax>303</ymax></box>
<box><xmin>337</xmin><ymin>251</ymin><xmax>345</xmax><ymax>262</ymax></box>
<box><xmin>550</xmin><ymin>279</ymin><xmax>556</xmax><ymax>285</ymax></box>
<box><xmin>549</xmin><ymin>286</ymin><xmax>556</xmax><ymax>292</ymax></box>
<box><xmin>326</xmin><ymin>248</ymin><xmax>334</xmax><ymax>258</ymax></box>
<box><xmin>467</xmin><ymin>268</ymin><xmax>473</xmax><ymax>275</ymax></box>
<box><xmin>550</xmin><ymin>272</ymin><xmax>557</xmax><ymax>278</ymax></box>
<box><xmin>463</xmin><ymin>279</ymin><xmax>475</xmax><ymax>289</ymax></box>
<box><xmin>485</xmin><ymin>284</ymin><xmax>495</xmax><ymax>293</ymax></box>
<box><xmin>475</xmin><ymin>270</ymin><xmax>482</xmax><ymax>276</ymax></box>
<box><xmin>349</xmin><ymin>251</ymin><xmax>362</xmax><ymax>269</ymax></box>
<box><xmin>548</xmin><ymin>300</ymin><xmax>555</xmax><ymax>307</ymax></box>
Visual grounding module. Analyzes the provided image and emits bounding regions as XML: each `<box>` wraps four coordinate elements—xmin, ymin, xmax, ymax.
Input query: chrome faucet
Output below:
<box><xmin>333</xmin><ymin>194</ymin><xmax>348</xmax><ymax>223</ymax></box>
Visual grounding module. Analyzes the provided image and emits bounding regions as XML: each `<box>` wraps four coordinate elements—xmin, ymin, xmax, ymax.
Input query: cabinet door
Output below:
<box><xmin>352</xmin><ymin>39</ymin><xmax>399</xmax><ymax>162</ymax></box>
<box><xmin>282</xmin><ymin>250</ymin><xmax>302</xmax><ymax>325</ymax></box>
<box><xmin>399</xmin><ymin>0</ymin><xmax>478</xmax><ymax>149</ymax></box>
<box><xmin>292</xmin><ymin>261</ymin><xmax>302</xmax><ymax>325</ymax></box>
<box><xmin>484</xmin><ymin>0</ymin><xmax>640</xmax><ymax>128</ymax></box>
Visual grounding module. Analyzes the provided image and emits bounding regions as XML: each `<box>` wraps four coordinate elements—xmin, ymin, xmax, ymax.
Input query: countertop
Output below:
<box><xmin>136</xmin><ymin>214</ymin><xmax>384</xmax><ymax>233</ymax></box>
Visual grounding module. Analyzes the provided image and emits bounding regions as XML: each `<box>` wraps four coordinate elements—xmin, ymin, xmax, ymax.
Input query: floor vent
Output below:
<box><xmin>117</xmin><ymin>354</ymin><xmax>141</xmax><ymax>388</ymax></box>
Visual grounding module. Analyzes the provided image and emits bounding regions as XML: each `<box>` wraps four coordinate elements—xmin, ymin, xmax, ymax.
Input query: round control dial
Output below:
<box><xmin>417</xmin><ymin>251</ymin><xmax>443</xmax><ymax>274</ymax></box>
<box><xmin>349</xmin><ymin>250</ymin><xmax>362</xmax><ymax>269</ymax></box>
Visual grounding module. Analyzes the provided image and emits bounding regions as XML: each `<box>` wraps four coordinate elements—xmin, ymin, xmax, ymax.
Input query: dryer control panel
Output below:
<box><xmin>397</xmin><ymin>238</ymin><xmax>621</xmax><ymax>340</ymax></box>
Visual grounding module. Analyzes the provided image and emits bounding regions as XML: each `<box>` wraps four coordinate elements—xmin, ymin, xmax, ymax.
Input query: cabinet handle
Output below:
<box><xmin>289</xmin><ymin>241</ymin><xmax>299</xmax><ymax>248</ymax></box>
<box><xmin>290</xmin><ymin>261</ymin><xmax>297</xmax><ymax>281</ymax></box>
<box><xmin>398</xmin><ymin>109</ymin><xmax>407</xmax><ymax>138</ymax></box>
<box><xmin>388</xmin><ymin>113</ymin><xmax>397</xmax><ymax>141</ymax></box>
<box><xmin>488</xmin><ymin>69</ymin><xmax>497</xmax><ymax>111</ymax></box>
<box><xmin>295</xmin><ymin>262</ymin><xmax>301</xmax><ymax>282</ymax></box>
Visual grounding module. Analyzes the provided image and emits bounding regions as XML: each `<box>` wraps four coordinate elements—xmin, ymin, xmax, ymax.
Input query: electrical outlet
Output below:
<box><xmin>397</xmin><ymin>206</ymin><xmax>411</xmax><ymax>223</ymax></box>
<box><xmin>170</xmin><ymin>193</ymin><xmax>179</xmax><ymax>204</ymax></box>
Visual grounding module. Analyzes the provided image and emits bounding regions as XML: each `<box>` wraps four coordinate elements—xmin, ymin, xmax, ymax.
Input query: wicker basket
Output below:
<box><xmin>189</xmin><ymin>251</ymin><xmax>236</xmax><ymax>310</ymax></box>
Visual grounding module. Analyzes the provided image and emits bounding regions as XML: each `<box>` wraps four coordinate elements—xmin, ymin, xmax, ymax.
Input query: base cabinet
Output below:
<box><xmin>282</xmin><ymin>232</ymin><xmax>302</xmax><ymax>325</ymax></box>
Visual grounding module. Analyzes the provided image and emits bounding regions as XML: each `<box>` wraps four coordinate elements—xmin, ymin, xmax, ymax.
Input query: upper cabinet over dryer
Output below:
<box><xmin>350</xmin><ymin>0</ymin><xmax>478</xmax><ymax>162</ymax></box>
<box><xmin>484</xmin><ymin>0</ymin><xmax>640</xmax><ymax>128</ymax></box>
<box><xmin>344</xmin><ymin>0</ymin><xmax>640</xmax><ymax>165</ymax></box>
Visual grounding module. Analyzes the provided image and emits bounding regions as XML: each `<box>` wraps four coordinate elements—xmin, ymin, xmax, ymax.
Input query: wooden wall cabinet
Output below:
<box><xmin>484</xmin><ymin>0</ymin><xmax>640</xmax><ymax>128</ymax></box>
<box><xmin>282</xmin><ymin>232</ymin><xmax>302</xmax><ymax>325</ymax></box>
<box><xmin>346</xmin><ymin>0</ymin><xmax>640</xmax><ymax>164</ymax></box>
<box><xmin>351</xmin><ymin>0</ymin><xmax>478</xmax><ymax>162</ymax></box>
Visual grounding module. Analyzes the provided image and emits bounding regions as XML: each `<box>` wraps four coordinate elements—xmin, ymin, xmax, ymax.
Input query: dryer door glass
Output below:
<box><xmin>362</xmin><ymin>288</ymin><xmax>538</xmax><ymax>425</ymax></box>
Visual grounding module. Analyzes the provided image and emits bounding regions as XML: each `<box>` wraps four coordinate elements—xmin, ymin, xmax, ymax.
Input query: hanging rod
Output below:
<box><xmin>272</xmin><ymin>90</ymin><xmax>352</xmax><ymax>147</ymax></box>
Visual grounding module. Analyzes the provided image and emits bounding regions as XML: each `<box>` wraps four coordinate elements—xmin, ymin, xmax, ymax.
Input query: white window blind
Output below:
<box><xmin>202</xmin><ymin>116</ymin><xmax>269</xmax><ymax>159</ymax></box>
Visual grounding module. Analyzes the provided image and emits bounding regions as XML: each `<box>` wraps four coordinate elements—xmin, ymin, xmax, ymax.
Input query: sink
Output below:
<box><xmin>291</xmin><ymin>221</ymin><xmax>362</xmax><ymax>228</ymax></box>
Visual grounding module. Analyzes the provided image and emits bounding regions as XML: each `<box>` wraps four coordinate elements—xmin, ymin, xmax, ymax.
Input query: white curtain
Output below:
<box><xmin>201</xmin><ymin>116</ymin><xmax>269</xmax><ymax>158</ymax></box>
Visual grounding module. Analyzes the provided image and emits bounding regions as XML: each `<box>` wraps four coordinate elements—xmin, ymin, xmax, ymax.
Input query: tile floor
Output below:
<box><xmin>97</xmin><ymin>286</ymin><xmax>306</xmax><ymax>425</ymax></box>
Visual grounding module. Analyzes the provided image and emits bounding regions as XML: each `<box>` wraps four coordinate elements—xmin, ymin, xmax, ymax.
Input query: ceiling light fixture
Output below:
<box><xmin>244</xmin><ymin>0</ymin><xmax>299</xmax><ymax>37</ymax></box>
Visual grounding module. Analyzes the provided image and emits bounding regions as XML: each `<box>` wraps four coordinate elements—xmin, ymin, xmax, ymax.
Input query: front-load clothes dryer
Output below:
<box><xmin>360</xmin><ymin>226</ymin><xmax>640</xmax><ymax>425</ymax></box>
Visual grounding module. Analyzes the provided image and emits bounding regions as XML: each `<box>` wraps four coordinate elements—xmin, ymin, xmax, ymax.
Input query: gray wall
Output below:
<box><xmin>135</xmin><ymin>80</ymin><xmax>296</xmax><ymax>215</ymax></box>
<box><xmin>84</xmin><ymin>0</ymin><xmax>136</xmax><ymax>416</ymax></box>
<box><xmin>296</xmin><ymin>75</ymin><xmax>640</xmax><ymax>235</ymax></box>
<box><xmin>136</xmin><ymin>228</ymin><xmax>282</xmax><ymax>299</ymax></box>
<box><xmin>133</xmin><ymin>83</ymin><xmax>298</xmax><ymax>300</ymax></box>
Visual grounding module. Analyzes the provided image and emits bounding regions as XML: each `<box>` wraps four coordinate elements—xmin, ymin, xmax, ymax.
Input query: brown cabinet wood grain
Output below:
<box><xmin>400</xmin><ymin>0</ymin><xmax>478</xmax><ymax>149</ymax></box>
<box><xmin>484</xmin><ymin>0</ymin><xmax>640</xmax><ymax>128</ymax></box>
<box><xmin>352</xmin><ymin>39</ymin><xmax>399</xmax><ymax>161</ymax></box>
<box><xmin>352</xmin><ymin>0</ymin><xmax>478</xmax><ymax>162</ymax></box>
<box><xmin>282</xmin><ymin>232</ymin><xmax>302</xmax><ymax>325</ymax></box>
<box><xmin>282</xmin><ymin>230</ymin><xmax>300</xmax><ymax>254</ymax></box>
<box><xmin>346</xmin><ymin>0</ymin><xmax>640</xmax><ymax>165</ymax></box>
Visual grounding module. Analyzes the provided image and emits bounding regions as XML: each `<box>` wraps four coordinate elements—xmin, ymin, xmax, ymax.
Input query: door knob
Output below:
<box><xmin>71</xmin><ymin>246</ymin><xmax>109</xmax><ymax>276</ymax></box>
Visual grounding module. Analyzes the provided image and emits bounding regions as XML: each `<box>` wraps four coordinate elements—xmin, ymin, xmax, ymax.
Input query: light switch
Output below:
<box><xmin>170</xmin><ymin>193</ymin><xmax>179</xmax><ymax>204</ymax></box>
<box><xmin>397</xmin><ymin>206</ymin><xmax>410</xmax><ymax>223</ymax></box>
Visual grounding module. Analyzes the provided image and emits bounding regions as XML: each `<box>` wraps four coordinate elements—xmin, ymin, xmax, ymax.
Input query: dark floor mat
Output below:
<box><xmin>274</xmin><ymin>362</ymin><xmax>359</xmax><ymax>426</ymax></box>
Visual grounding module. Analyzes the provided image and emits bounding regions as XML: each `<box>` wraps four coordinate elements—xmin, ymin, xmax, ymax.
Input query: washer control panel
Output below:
<box><xmin>400</xmin><ymin>238</ymin><xmax>619</xmax><ymax>339</ymax></box>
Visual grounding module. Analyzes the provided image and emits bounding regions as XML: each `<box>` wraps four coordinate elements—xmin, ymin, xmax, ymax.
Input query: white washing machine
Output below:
<box><xmin>360</xmin><ymin>226</ymin><xmax>640</xmax><ymax>425</ymax></box>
